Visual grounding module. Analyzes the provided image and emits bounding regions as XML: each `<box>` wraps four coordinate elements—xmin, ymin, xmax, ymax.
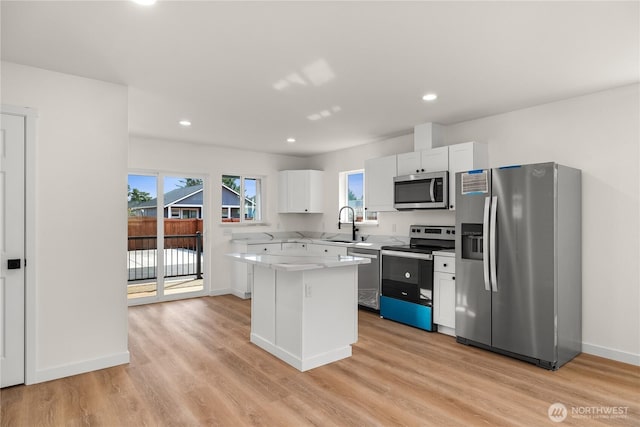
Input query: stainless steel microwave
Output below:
<box><xmin>393</xmin><ymin>171</ymin><xmax>448</xmax><ymax>210</ymax></box>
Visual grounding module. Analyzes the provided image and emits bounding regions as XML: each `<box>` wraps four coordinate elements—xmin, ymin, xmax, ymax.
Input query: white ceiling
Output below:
<box><xmin>2</xmin><ymin>1</ymin><xmax>638</xmax><ymax>156</ymax></box>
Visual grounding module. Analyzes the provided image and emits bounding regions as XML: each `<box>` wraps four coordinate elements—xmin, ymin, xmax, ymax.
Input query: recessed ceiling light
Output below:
<box><xmin>422</xmin><ymin>93</ymin><xmax>438</xmax><ymax>102</ymax></box>
<box><xmin>286</xmin><ymin>138</ymin><xmax>296</xmax><ymax>143</ymax></box>
<box><xmin>179</xmin><ymin>120</ymin><xmax>191</xmax><ymax>127</ymax></box>
<box><xmin>132</xmin><ymin>0</ymin><xmax>157</xmax><ymax>5</ymax></box>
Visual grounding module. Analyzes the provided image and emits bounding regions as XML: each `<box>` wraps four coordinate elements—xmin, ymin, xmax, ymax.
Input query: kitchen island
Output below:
<box><xmin>227</xmin><ymin>253</ymin><xmax>371</xmax><ymax>371</ymax></box>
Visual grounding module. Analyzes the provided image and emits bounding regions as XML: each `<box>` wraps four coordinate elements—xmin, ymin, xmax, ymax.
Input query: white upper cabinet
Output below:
<box><xmin>421</xmin><ymin>146</ymin><xmax>449</xmax><ymax>172</ymax></box>
<box><xmin>365</xmin><ymin>154</ymin><xmax>397</xmax><ymax>212</ymax></box>
<box><xmin>397</xmin><ymin>146</ymin><xmax>449</xmax><ymax>176</ymax></box>
<box><xmin>447</xmin><ymin>142</ymin><xmax>488</xmax><ymax>210</ymax></box>
<box><xmin>278</xmin><ymin>170</ymin><xmax>324</xmax><ymax>213</ymax></box>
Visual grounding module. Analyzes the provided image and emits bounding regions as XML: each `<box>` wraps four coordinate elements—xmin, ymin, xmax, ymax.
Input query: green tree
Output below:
<box><xmin>178</xmin><ymin>178</ymin><xmax>203</xmax><ymax>188</ymax></box>
<box><xmin>348</xmin><ymin>189</ymin><xmax>360</xmax><ymax>201</ymax></box>
<box><xmin>222</xmin><ymin>176</ymin><xmax>241</xmax><ymax>192</ymax></box>
<box><xmin>129</xmin><ymin>187</ymin><xmax>152</xmax><ymax>203</ymax></box>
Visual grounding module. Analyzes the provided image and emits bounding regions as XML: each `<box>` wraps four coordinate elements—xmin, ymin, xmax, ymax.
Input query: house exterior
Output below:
<box><xmin>129</xmin><ymin>184</ymin><xmax>204</xmax><ymax>219</ymax></box>
<box><xmin>128</xmin><ymin>184</ymin><xmax>256</xmax><ymax>221</ymax></box>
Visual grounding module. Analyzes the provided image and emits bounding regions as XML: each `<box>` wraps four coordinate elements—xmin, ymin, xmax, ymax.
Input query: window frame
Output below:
<box><xmin>221</xmin><ymin>174</ymin><xmax>265</xmax><ymax>224</ymax></box>
<box><xmin>339</xmin><ymin>169</ymin><xmax>378</xmax><ymax>225</ymax></box>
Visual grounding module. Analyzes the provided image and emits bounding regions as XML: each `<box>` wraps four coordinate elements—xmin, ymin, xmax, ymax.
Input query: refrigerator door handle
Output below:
<box><xmin>429</xmin><ymin>179</ymin><xmax>435</xmax><ymax>202</ymax></box>
<box><xmin>482</xmin><ymin>196</ymin><xmax>491</xmax><ymax>291</ymax></box>
<box><xmin>489</xmin><ymin>196</ymin><xmax>498</xmax><ymax>292</ymax></box>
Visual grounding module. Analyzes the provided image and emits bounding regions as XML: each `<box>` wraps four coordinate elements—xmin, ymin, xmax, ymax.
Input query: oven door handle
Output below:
<box><xmin>482</xmin><ymin>196</ymin><xmax>491</xmax><ymax>291</ymax></box>
<box><xmin>429</xmin><ymin>179</ymin><xmax>435</xmax><ymax>202</ymax></box>
<box><xmin>381</xmin><ymin>250</ymin><xmax>433</xmax><ymax>261</ymax></box>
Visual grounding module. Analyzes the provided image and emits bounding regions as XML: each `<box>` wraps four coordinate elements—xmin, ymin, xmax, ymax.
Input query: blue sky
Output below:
<box><xmin>128</xmin><ymin>175</ymin><xmax>196</xmax><ymax>199</ymax></box>
<box><xmin>348</xmin><ymin>173</ymin><xmax>363</xmax><ymax>199</ymax></box>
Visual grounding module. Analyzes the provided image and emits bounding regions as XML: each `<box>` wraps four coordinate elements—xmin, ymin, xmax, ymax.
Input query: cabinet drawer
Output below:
<box><xmin>434</xmin><ymin>256</ymin><xmax>455</xmax><ymax>274</ymax></box>
<box><xmin>247</xmin><ymin>243</ymin><xmax>282</xmax><ymax>254</ymax></box>
<box><xmin>308</xmin><ymin>244</ymin><xmax>347</xmax><ymax>256</ymax></box>
<box><xmin>382</xmin><ymin>281</ymin><xmax>421</xmax><ymax>304</ymax></box>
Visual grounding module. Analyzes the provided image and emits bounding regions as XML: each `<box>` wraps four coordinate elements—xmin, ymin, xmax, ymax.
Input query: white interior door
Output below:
<box><xmin>1</xmin><ymin>113</ymin><xmax>26</xmax><ymax>388</ymax></box>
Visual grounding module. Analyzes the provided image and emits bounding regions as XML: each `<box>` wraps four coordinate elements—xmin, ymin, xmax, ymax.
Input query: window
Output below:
<box><xmin>339</xmin><ymin>170</ymin><xmax>377</xmax><ymax>223</ymax></box>
<box><xmin>221</xmin><ymin>174</ymin><xmax>263</xmax><ymax>223</ymax></box>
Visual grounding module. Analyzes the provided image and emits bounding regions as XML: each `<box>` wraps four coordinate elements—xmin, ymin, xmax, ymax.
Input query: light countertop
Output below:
<box><xmin>432</xmin><ymin>249</ymin><xmax>455</xmax><ymax>257</ymax></box>
<box><xmin>230</xmin><ymin>231</ymin><xmax>408</xmax><ymax>251</ymax></box>
<box><xmin>227</xmin><ymin>253</ymin><xmax>371</xmax><ymax>272</ymax></box>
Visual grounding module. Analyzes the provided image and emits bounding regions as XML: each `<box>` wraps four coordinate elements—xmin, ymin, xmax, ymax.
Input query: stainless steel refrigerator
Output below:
<box><xmin>455</xmin><ymin>162</ymin><xmax>581</xmax><ymax>370</ymax></box>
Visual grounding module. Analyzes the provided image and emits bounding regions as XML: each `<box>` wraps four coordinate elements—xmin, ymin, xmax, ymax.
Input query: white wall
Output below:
<box><xmin>310</xmin><ymin>84</ymin><xmax>640</xmax><ymax>365</ymax></box>
<box><xmin>128</xmin><ymin>136</ymin><xmax>308</xmax><ymax>295</ymax></box>
<box><xmin>1</xmin><ymin>62</ymin><xmax>130</xmax><ymax>382</ymax></box>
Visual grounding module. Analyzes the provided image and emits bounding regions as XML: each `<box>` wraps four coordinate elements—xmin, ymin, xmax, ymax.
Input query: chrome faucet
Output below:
<box><xmin>338</xmin><ymin>206</ymin><xmax>358</xmax><ymax>241</ymax></box>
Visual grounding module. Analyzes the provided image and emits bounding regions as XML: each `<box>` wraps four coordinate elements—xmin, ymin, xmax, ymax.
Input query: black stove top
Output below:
<box><xmin>381</xmin><ymin>225</ymin><xmax>455</xmax><ymax>254</ymax></box>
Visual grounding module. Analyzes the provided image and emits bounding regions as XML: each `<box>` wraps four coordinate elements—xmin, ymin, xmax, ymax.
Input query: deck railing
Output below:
<box><xmin>128</xmin><ymin>232</ymin><xmax>203</xmax><ymax>282</ymax></box>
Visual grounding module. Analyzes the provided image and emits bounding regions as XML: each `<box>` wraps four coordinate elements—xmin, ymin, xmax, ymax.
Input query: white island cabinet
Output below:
<box><xmin>227</xmin><ymin>253</ymin><xmax>370</xmax><ymax>371</ymax></box>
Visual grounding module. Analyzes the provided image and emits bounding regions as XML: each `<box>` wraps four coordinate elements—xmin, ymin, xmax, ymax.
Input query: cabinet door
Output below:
<box><xmin>279</xmin><ymin>170</ymin><xmax>323</xmax><ymax>213</ymax></box>
<box><xmin>364</xmin><ymin>155</ymin><xmax>397</xmax><ymax>212</ymax></box>
<box><xmin>434</xmin><ymin>271</ymin><xmax>456</xmax><ymax>329</ymax></box>
<box><xmin>447</xmin><ymin>142</ymin><xmax>488</xmax><ymax>210</ymax></box>
<box><xmin>278</xmin><ymin>171</ymin><xmax>289</xmax><ymax>213</ymax></box>
<box><xmin>306</xmin><ymin>170</ymin><xmax>324</xmax><ymax>213</ymax></box>
<box><xmin>287</xmin><ymin>170</ymin><xmax>309</xmax><ymax>212</ymax></box>
<box><xmin>421</xmin><ymin>146</ymin><xmax>449</xmax><ymax>172</ymax></box>
<box><xmin>396</xmin><ymin>151</ymin><xmax>422</xmax><ymax>176</ymax></box>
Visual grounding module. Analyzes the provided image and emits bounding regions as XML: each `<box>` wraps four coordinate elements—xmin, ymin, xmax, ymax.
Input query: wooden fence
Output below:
<box><xmin>128</xmin><ymin>217</ymin><xmax>203</xmax><ymax>250</ymax></box>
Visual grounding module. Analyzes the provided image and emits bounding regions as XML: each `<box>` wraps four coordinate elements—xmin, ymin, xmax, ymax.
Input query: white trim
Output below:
<box><xmin>210</xmin><ymin>288</ymin><xmax>235</xmax><ymax>297</ymax></box>
<box><xmin>33</xmin><ymin>351</ymin><xmax>130</xmax><ymax>384</ymax></box>
<box><xmin>2</xmin><ymin>105</ymin><xmax>38</xmax><ymax>385</ymax></box>
<box><xmin>250</xmin><ymin>333</ymin><xmax>351</xmax><ymax>372</ymax></box>
<box><xmin>227</xmin><ymin>289</ymin><xmax>251</xmax><ymax>299</ymax></box>
<box><xmin>582</xmin><ymin>342</ymin><xmax>640</xmax><ymax>366</ymax></box>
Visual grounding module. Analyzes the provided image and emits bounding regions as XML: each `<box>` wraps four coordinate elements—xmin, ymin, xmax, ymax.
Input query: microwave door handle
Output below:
<box><xmin>429</xmin><ymin>179</ymin><xmax>435</xmax><ymax>202</ymax></box>
<box><xmin>482</xmin><ymin>197</ymin><xmax>491</xmax><ymax>291</ymax></box>
<box><xmin>489</xmin><ymin>196</ymin><xmax>498</xmax><ymax>292</ymax></box>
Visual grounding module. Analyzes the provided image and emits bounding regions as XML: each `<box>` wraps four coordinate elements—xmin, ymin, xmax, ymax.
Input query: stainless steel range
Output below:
<box><xmin>380</xmin><ymin>225</ymin><xmax>455</xmax><ymax>331</ymax></box>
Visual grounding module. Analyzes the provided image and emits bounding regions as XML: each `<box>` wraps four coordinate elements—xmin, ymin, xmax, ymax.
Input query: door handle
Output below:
<box><xmin>489</xmin><ymin>196</ymin><xmax>498</xmax><ymax>292</ymax></box>
<box><xmin>8</xmin><ymin>259</ymin><xmax>21</xmax><ymax>269</ymax></box>
<box><xmin>429</xmin><ymin>179</ymin><xmax>435</xmax><ymax>202</ymax></box>
<box><xmin>482</xmin><ymin>197</ymin><xmax>491</xmax><ymax>291</ymax></box>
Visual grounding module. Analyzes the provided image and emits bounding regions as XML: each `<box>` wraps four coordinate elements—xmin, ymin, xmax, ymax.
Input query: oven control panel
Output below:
<box><xmin>409</xmin><ymin>225</ymin><xmax>455</xmax><ymax>240</ymax></box>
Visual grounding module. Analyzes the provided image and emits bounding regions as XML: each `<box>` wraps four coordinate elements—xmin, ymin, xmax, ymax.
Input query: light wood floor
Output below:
<box><xmin>2</xmin><ymin>295</ymin><xmax>638</xmax><ymax>426</ymax></box>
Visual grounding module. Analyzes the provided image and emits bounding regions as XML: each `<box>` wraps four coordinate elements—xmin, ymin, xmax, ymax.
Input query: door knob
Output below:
<box><xmin>8</xmin><ymin>259</ymin><xmax>21</xmax><ymax>269</ymax></box>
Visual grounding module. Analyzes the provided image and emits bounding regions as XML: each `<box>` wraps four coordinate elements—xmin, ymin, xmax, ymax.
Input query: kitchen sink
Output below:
<box><xmin>323</xmin><ymin>239</ymin><xmax>355</xmax><ymax>244</ymax></box>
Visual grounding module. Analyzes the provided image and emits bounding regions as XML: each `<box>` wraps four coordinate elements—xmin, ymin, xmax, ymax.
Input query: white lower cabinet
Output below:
<box><xmin>247</xmin><ymin>243</ymin><xmax>282</xmax><ymax>254</ymax></box>
<box><xmin>232</xmin><ymin>242</ymin><xmax>282</xmax><ymax>298</ymax></box>
<box><xmin>433</xmin><ymin>254</ymin><xmax>456</xmax><ymax>336</ymax></box>
<box><xmin>233</xmin><ymin>242</ymin><xmax>345</xmax><ymax>298</ymax></box>
<box><xmin>282</xmin><ymin>242</ymin><xmax>308</xmax><ymax>251</ymax></box>
<box><xmin>307</xmin><ymin>243</ymin><xmax>348</xmax><ymax>256</ymax></box>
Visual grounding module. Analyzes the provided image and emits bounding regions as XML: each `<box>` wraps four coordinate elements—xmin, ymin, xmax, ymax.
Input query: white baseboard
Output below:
<box><xmin>30</xmin><ymin>351</ymin><xmax>130</xmax><ymax>385</ymax></box>
<box><xmin>209</xmin><ymin>288</ymin><xmax>250</xmax><ymax>299</ymax></box>
<box><xmin>209</xmin><ymin>288</ymin><xmax>232</xmax><ymax>296</ymax></box>
<box><xmin>582</xmin><ymin>342</ymin><xmax>640</xmax><ymax>366</ymax></box>
<box><xmin>228</xmin><ymin>289</ymin><xmax>251</xmax><ymax>299</ymax></box>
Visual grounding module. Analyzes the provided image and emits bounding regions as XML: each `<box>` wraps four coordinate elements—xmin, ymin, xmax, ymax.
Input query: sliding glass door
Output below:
<box><xmin>127</xmin><ymin>173</ymin><xmax>207</xmax><ymax>304</ymax></box>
